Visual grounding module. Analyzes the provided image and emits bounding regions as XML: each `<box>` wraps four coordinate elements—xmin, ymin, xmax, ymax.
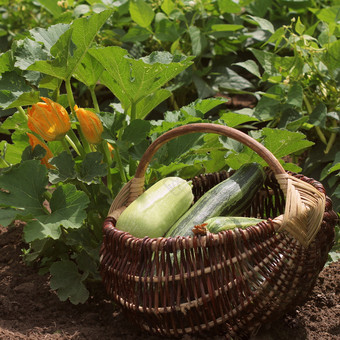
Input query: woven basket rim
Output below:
<box><xmin>104</xmin><ymin>171</ymin><xmax>326</xmax><ymax>250</ymax></box>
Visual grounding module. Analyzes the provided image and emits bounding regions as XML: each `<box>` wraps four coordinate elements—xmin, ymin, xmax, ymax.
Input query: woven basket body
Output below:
<box><xmin>100</xmin><ymin>124</ymin><xmax>338</xmax><ymax>338</ymax></box>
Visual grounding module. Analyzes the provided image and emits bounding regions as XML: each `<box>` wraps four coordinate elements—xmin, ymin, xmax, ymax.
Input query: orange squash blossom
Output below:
<box><xmin>107</xmin><ymin>143</ymin><xmax>114</xmax><ymax>158</ymax></box>
<box><xmin>27</xmin><ymin>97</ymin><xmax>71</xmax><ymax>141</ymax></box>
<box><xmin>74</xmin><ymin>105</ymin><xmax>104</xmax><ymax>145</ymax></box>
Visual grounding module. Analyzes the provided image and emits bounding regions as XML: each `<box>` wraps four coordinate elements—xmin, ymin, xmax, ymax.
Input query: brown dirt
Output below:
<box><xmin>0</xmin><ymin>223</ymin><xmax>339</xmax><ymax>340</ymax></box>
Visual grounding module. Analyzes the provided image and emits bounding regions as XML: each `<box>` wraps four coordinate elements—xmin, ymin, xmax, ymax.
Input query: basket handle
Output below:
<box><xmin>135</xmin><ymin>123</ymin><xmax>286</xmax><ymax>178</ymax></box>
<box><xmin>109</xmin><ymin>123</ymin><xmax>325</xmax><ymax>248</ymax></box>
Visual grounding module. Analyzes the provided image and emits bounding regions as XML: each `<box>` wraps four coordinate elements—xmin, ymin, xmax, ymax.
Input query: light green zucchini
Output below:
<box><xmin>116</xmin><ymin>177</ymin><xmax>194</xmax><ymax>238</ymax></box>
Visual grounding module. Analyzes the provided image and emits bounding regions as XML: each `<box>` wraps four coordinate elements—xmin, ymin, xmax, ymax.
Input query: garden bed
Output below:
<box><xmin>1</xmin><ymin>223</ymin><xmax>339</xmax><ymax>340</ymax></box>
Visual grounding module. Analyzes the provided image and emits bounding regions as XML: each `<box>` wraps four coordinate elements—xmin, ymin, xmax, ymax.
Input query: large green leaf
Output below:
<box><xmin>49</xmin><ymin>151</ymin><xmax>76</xmax><ymax>184</ymax></box>
<box><xmin>0</xmin><ymin>71</ymin><xmax>40</xmax><ymax>109</ymax></box>
<box><xmin>50</xmin><ymin>260</ymin><xmax>89</xmax><ymax>304</ymax></box>
<box><xmin>0</xmin><ymin>131</ymin><xmax>29</xmax><ymax>167</ymax></box>
<box><xmin>262</xmin><ymin>128</ymin><xmax>314</xmax><ymax>158</ymax></box>
<box><xmin>122</xmin><ymin>119</ymin><xmax>151</xmax><ymax>144</ymax></box>
<box><xmin>77</xmin><ymin>152</ymin><xmax>107</xmax><ymax>184</ymax></box>
<box><xmin>90</xmin><ymin>46</ymin><xmax>193</xmax><ymax>114</ymax></box>
<box><xmin>73</xmin><ymin>52</ymin><xmax>104</xmax><ymax>88</ymax></box>
<box><xmin>0</xmin><ymin>208</ymin><xmax>21</xmax><ymax>227</ymax></box>
<box><xmin>28</xmin><ymin>10</ymin><xmax>113</xmax><ymax>80</ymax></box>
<box><xmin>225</xmin><ymin>128</ymin><xmax>313</xmax><ymax>171</ymax></box>
<box><xmin>219</xmin><ymin>112</ymin><xmax>259</xmax><ymax>127</ymax></box>
<box><xmin>30</xmin><ymin>24</ymin><xmax>70</xmax><ymax>54</ymax></box>
<box><xmin>135</xmin><ymin>89</ymin><xmax>172</xmax><ymax>119</ymax></box>
<box><xmin>0</xmin><ymin>160</ymin><xmax>47</xmax><ymax>216</ymax></box>
<box><xmin>24</xmin><ymin>183</ymin><xmax>90</xmax><ymax>242</ymax></box>
<box><xmin>14</xmin><ymin>38</ymin><xmax>48</xmax><ymax>70</ymax></box>
<box><xmin>0</xmin><ymin>50</ymin><xmax>14</xmax><ymax>74</ymax></box>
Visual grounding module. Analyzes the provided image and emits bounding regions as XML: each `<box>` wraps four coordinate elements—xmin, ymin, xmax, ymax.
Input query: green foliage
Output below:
<box><xmin>0</xmin><ymin>0</ymin><xmax>339</xmax><ymax>304</ymax></box>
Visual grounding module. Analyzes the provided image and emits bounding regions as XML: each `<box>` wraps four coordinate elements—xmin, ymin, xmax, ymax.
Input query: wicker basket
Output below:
<box><xmin>100</xmin><ymin>123</ymin><xmax>338</xmax><ymax>339</ymax></box>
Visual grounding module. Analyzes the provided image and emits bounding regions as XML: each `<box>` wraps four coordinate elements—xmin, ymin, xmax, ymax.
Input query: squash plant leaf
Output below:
<box><xmin>0</xmin><ymin>208</ymin><xmax>22</xmax><ymax>227</ymax></box>
<box><xmin>0</xmin><ymin>50</ymin><xmax>14</xmax><ymax>74</ymax></box>
<box><xmin>0</xmin><ymin>160</ymin><xmax>47</xmax><ymax>217</ymax></box>
<box><xmin>122</xmin><ymin>119</ymin><xmax>151</xmax><ymax>145</ymax></box>
<box><xmin>14</xmin><ymin>38</ymin><xmax>48</xmax><ymax>70</ymax></box>
<box><xmin>73</xmin><ymin>52</ymin><xmax>104</xmax><ymax>88</ymax></box>
<box><xmin>50</xmin><ymin>260</ymin><xmax>89</xmax><ymax>304</ymax></box>
<box><xmin>135</xmin><ymin>89</ymin><xmax>172</xmax><ymax>120</ymax></box>
<box><xmin>0</xmin><ymin>130</ymin><xmax>29</xmax><ymax>167</ymax></box>
<box><xmin>262</xmin><ymin>128</ymin><xmax>314</xmax><ymax>158</ymax></box>
<box><xmin>24</xmin><ymin>183</ymin><xmax>90</xmax><ymax>242</ymax></box>
<box><xmin>30</xmin><ymin>24</ymin><xmax>70</xmax><ymax>54</ymax></box>
<box><xmin>90</xmin><ymin>46</ymin><xmax>193</xmax><ymax>116</ymax></box>
<box><xmin>28</xmin><ymin>9</ymin><xmax>113</xmax><ymax>80</ymax></box>
<box><xmin>219</xmin><ymin>112</ymin><xmax>259</xmax><ymax>128</ymax></box>
<box><xmin>49</xmin><ymin>151</ymin><xmax>76</xmax><ymax>184</ymax></box>
<box><xmin>0</xmin><ymin>71</ymin><xmax>40</xmax><ymax>109</ymax></box>
<box><xmin>225</xmin><ymin>128</ymin><xmax>314</xmax><ymax>170</ymax></box>
<box><xmin>77</xmin><ymin>152</ymin><xmax>107</xmax><ymax>184</ymax></box>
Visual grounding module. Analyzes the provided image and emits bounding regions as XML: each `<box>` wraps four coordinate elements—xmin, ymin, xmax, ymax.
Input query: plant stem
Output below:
<box><xmin>61</xmin><ymin>137</ymin><xmax>72</xmax><ymax>155</ymax></box>
<box><xmin>0</xmin><ymin>157</ymin><xmax>9</xmax><ymax>168</ymax></box>
<box><xmin>65</xmin><ymin>77</ymin><xmax>92</xmax><ymax>154</ymax></box>
<box><xmin>78</xmin><ymin>181</ymin><xmax>91</xmax><ymax>197</ymax></box>
<box><xmin>303</xmin><ymin>96</ymin><xmax>327</xmax><ymax>145</ymax></box>
<box><xmin>66</xmin><ymin>129</ymin><xmax>85</xmax><ymax>157</ymax></box>
<box><xmin>130</xmin><ymin>101</ymin><xmax>136</xmax><ymax>121</ymax></box>
<box><xmin>17</xmin><ymin>106</ymin><xmax>28</xmax><ymax>121</ymax></box>
<box><xmin>90</xmin><ymin>86</ymin><xmax>100</xmax><ymax>113</ymax></box>
<box><xmin>315</xmin><ymin>126</ymin><xmax>328</xmax><ymax>145</ymax></box>
<box><xmin>65</xmin><ymin>78</ymin><xmax>76</xmax><ymax>116</ymax></box>
<box><xmin>113</xmin><ymin>144</ymin><xmax>127</xmax><ymax>183</ymax></box>
<box><xmin>43</xmin><ymin>190</ymin><xmax>53</xmax><ymax>200</ymax></box>
<box><xmin>324</xmin><ymin>119</ymin><xmax>338</xmax><ymax>154</ymax></box>
<box><xmin>99</xmin><ymin>141</ymin><xmax>113</xmax><ymax>192</ymax></box>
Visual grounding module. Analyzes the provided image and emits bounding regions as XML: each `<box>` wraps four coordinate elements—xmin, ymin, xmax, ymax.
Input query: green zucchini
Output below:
<box><xmin>165</xmin><ymin>163</ymin><xmax>265</xmax><ymax>237</ymax></box>
<box><xmin>202</xmin><ymin>216</ymin><xmax>265</xmax><ymax>233</ymax></box>
<box><xmin>116</xmin><ymin>177</ymin><xmax>194</xmax><ymax>238</ymax></box>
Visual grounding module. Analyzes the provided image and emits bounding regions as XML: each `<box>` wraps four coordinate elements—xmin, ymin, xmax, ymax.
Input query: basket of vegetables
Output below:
<box><xmin>100</xmin><ymin>123</ymin><xmax>337</xmax><ymax>338</ymax></box>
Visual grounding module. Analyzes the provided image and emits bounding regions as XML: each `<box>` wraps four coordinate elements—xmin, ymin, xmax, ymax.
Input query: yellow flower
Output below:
<box><xmin>74</xmin><ymin>105</ymin><xmax>103</xmax><ymax>144</ymax></box>
<box><xmin>27</xmin><ymin>97</ymin><xmax>71</xmax><ymax>141</ymax></box>
<box><xmin>107</xmin><ymin>142</ymin><xmax>114</xmax><ymax>158</ymax></box>
<box><xmin>27</xmin><ymin>133</ymin><xmax>55</xmax><ymax>169</ymax></box>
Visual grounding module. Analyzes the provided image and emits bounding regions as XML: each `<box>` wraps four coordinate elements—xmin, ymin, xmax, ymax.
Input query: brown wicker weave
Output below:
<box><xmin>100</xmin><ymin>123</ymin><xmax>338</xmax><ymax>339</ymax></box>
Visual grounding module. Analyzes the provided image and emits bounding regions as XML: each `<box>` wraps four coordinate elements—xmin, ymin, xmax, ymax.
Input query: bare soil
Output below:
<box><xmin>0</xmin><ymin>223</ymin><xmax>339</xmax><ymax>340</ymax></box>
